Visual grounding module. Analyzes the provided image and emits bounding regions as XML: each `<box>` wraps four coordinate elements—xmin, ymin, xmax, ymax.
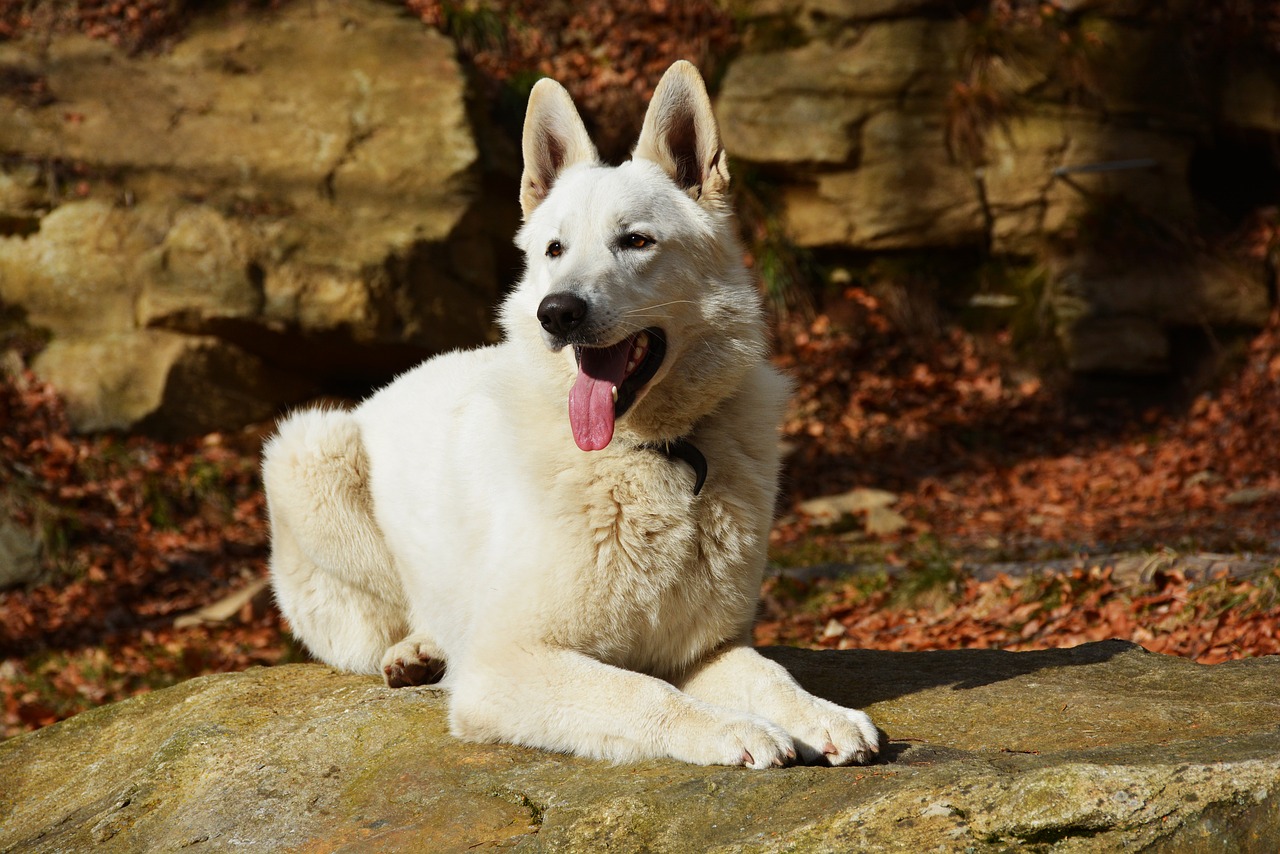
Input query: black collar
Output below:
<box><xmin>645</xmin><ymin>438</ymin><xmax>707</xmax><ymax>496</ymax></box>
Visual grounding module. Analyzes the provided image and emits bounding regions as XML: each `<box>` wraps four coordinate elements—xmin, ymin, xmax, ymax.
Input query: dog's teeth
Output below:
<box><xmin>611</xmin><ymin>385</ymin><xmax>618</xmax><ymax>402</ymax></box>
<box><xmin>626</xmin><ymin>333</ymin><xmax>647</xmax><ymax>376</ymax></box>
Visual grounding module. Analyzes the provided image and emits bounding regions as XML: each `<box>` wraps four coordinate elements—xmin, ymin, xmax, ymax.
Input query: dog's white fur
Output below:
<box><xmin>263</xmin><ymin>62</ymin><xmax>879</xmax><ymax>768</ymax></box>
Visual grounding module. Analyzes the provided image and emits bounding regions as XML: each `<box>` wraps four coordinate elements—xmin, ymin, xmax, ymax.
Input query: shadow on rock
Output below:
<box><xmin>763</xmin><ymin>637</ymin><xmax>1133</xmax><ymax>710</ymax></box>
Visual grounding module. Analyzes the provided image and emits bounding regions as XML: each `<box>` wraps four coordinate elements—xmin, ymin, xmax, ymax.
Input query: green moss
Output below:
<box><xmin>891</xmin><ymin>538</ymin><xmax>965</xmax><ymax>609</ymax></box>
<box><xmin>435</xmin><ymin>0</ymin><xmax>508</xmax><ymax>55</ymax></box>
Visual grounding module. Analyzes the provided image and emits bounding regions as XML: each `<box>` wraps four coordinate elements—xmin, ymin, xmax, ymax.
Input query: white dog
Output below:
<box><xmin>263</xmin><ymin>61</ymin><xmax>879</xmax><ymax>768</ymax></box>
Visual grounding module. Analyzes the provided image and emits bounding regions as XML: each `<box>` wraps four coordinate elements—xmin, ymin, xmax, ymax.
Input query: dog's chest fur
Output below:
<box><xmin>543</xmin><ymin>430</ymin><xmax>770</xmax><ymax>680</ymax></box>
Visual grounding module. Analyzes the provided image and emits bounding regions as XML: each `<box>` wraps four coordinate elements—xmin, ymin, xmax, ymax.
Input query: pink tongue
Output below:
<box><xmin>568</xmin><ymin>338</ymin><xmax>632</xmax><ymax>451</ymax></box>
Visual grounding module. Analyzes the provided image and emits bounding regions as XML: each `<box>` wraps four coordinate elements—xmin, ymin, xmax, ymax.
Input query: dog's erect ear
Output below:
<box><xmin>520</xmin><ymin>78</ymin><xmax>599</xmax><ymax>219</ymax></box>
<box><xmin>633</xmin><ymin>61</ymin><xmax>729</xmax><ymax>207</ymax></box>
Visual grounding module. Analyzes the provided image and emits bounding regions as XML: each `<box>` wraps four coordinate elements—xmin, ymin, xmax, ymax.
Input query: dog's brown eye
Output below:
<box><xmin>546</xmin><ymin>240</ymin><xmax>563</xmax><ymax>258</ymax></box>
<box><xmin>623</xmin><ymin>233</ymin><xmax>653</xmax><ymax>249</ymax></box>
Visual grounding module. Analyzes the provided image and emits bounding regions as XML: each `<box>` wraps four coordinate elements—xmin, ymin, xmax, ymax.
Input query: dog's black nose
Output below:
<box><xmin>537</xmin><ymin>292</ymin><xmax>588</xmax><ymax>338</ymax></box>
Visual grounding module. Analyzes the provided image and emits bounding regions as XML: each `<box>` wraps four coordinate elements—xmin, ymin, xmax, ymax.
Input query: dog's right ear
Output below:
<box><xmin>520</xmin><ymin>78</ymin><xmax>599</xmax><ymax>219</ymax></box>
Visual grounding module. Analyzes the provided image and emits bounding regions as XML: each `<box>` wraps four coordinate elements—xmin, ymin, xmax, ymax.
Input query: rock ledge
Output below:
<box><xmin>1</xmin><ymin>641</ymin><xmax>1277</xmax><ymax>852</ymax></box>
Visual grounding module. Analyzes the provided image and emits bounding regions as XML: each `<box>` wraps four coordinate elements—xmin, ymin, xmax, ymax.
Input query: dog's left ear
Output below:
<box><xmin>633</xmin><ymin>61</ymin><xmax>729</xmax><ymax>208</ymax></box>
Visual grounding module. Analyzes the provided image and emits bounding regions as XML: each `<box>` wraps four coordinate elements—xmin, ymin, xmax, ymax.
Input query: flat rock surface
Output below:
<box><xmin>2</xmin><ymin>640</ymin><xmax>1277</xmax><ymax>852</ymax></box>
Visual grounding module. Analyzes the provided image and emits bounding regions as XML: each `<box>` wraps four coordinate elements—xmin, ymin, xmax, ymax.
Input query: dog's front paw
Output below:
<box><xmin>786</xmin><ymin>697</ymin><xmax>880</xmax><ymax>766</ymax></box>
<box><xmin>381</xmin><ymin>637</ymin><xmax>446</xmax><ymax>688</ymax></box>
<box><xmin>694</xmin><ymin>715</ymin><xmax>796</xmax><ymax>770</ymax></box>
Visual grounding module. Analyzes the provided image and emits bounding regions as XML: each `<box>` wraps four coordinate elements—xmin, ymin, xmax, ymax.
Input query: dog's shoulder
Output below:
<box><xmin>699</xmin><ymin>362</ymin><xmax>791</xmax><ymax>458</ymax></box>
<box><xmin>727</xmin><ymin>361</ymin><xmax>793</xmax><ymax>423</ymax></box>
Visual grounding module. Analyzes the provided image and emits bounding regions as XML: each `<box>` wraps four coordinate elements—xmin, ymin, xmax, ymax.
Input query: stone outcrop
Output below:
<box><xmin>0</xmin><ymin>0</ymin><xmax>503</xmax><ymax>435</ymax></box>
<box><xmin>1</xmin><ymin>640</ymin><xmax>1277</xmax><ymax>851</ymax></box>
<box><xmin>0</xmin><ymin>491</ymin><xmax>41</xmax><ymax>588</ymax></box>
<box><xmin>717</xmin><ymin>0</ymin><xmax>1278</xmax><ymax>374</ymax></box>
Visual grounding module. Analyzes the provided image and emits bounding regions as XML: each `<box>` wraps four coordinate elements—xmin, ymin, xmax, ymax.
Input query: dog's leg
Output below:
<box><xmin>448</xmin><ymin>647</ymin><xmax>797</xmax><ymax>769</ymax></box>
<box><xmin>677</xmin><ymin>645</ymin><xmax>880</xmax><ymax>766</ymax></box>
<box><xmin>263</xmin><ymin>408</ymin><xmax>410</xmax><ymax>675</ymax></box>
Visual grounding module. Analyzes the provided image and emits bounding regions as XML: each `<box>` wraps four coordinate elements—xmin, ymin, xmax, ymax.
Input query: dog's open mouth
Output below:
<box><xmin>568</xmin><ymin>327</ymin><xmax>666</xmax><ymax>451</ymax></box>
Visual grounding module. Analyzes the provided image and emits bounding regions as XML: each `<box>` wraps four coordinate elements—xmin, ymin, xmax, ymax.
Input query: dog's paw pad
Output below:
<box><xmin>381</xmin><ymin>640</ymin><xmax>445</xmax><ymax>688</ymax></box>
<box><xmin>383</xmin><ymin>657</ymin><xmax>444</xmax><ymax>688</ymax></box>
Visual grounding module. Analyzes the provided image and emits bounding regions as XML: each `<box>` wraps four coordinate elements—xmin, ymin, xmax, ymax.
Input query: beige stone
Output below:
<box><xmin>0</xmin><ymin>0</ymin><xmax>491</xmax><ymax>435</ymax></box>
<box><xmin>0</xmin><ymin>491</ymin><xmax>42</xmax><ymax>588</ymax></box>
<box><xmin>781</xmin><ymin>110</ymin><xmax>985</xmax><ymax>249</ymax></box>
<box><xmin>137</xmin><ymin>205</ymin><xmax>262</xmax><ymax>327</ymax></box>
<box><xmin>799</xmin><ymin>487</ymin><xmax>898</xmax><ymax>524</ymax></box>
<box><xmin>1049</xmin><ymin>247</ymin><xmax>1273</xmax><ymax>366</ymax></box>
<box><xmin>32</xmin><ymin>331</ymin><xmax>312</xmax><ymax>435</ymax></box>
<box><xmin>0</xmin><ymin>8</ymin><xmax>477</xmax><ymax>261</ymax></box>
<box><xmin>1</xmin><ymin>642</ymin><xmax>1277</xmax><ymax>851</ymax></box>
<box><xmin>0</xmin><ymin>201</ymin><xmax>155</xmax><ymax>337</ymax></box>
<box><xmin>718</xmin><ymin>19</ymin><xmax>965</xmax><ymax>166</ymax></box>
<box><xmin>1059</xmin><ymin>316</ymin><xmax>1168</xmax><ymax>374</ymax></box>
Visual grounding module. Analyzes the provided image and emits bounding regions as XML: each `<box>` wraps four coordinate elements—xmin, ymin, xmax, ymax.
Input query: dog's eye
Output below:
<box><xmin>622</xmin><ymin>233</ymin><xmax>653</xmax><ymax>250</ymax></box>
<box><xmin>546</xmin><ymin>240</ymin><xmax>563</xmax><ymax>258</ymax></box>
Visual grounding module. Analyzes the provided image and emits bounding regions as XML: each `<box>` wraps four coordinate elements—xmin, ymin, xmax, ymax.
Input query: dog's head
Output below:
<box><xmin>502</xmin><ymin>61</ymin><xmax>766</xmax><ymax>452</ymax></box>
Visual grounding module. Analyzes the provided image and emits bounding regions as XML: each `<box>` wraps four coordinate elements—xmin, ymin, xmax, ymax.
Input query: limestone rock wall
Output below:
<box><xmin>0</xmin><ymin>0</ymin><xmax>505</xmax><ymax>435</ymax></box>
<box><xmin>717</xmin><ymin>0</ymin><xmax>1278</xmax><ymax>374</ymax></box>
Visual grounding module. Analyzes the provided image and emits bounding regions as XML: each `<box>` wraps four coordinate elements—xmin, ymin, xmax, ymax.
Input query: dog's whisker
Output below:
<box><xmin>623</xmin><ymin>299</ymin><xmax>699</xmax><ymax>315</ymax></box>
<box><xmin>620</xmin><ymin>306</ymin><xmax>697</xmax><ymax>322</ymax></box>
